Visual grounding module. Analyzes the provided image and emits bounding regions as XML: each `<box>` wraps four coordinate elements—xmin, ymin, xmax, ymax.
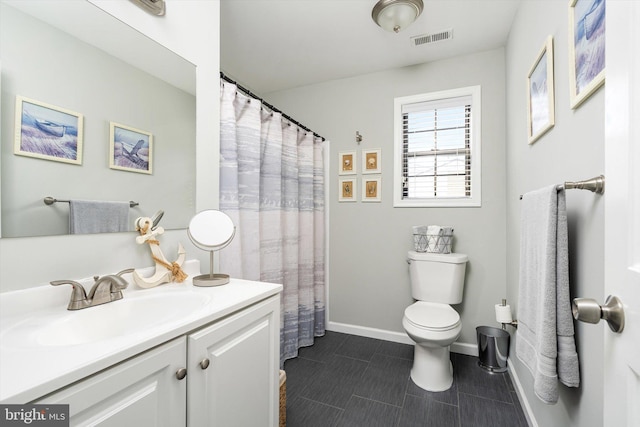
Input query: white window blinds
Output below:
<box><xmin>393</xmin><ymin>86</ymin><xmax>481</xmax><ymax>207</ymax></box>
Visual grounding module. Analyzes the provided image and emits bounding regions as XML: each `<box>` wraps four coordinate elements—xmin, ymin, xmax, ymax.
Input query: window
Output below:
<box><xmin>393</xmin><ymin>86</ymin><xmax>481</xmax><ymax>207</ymax></box>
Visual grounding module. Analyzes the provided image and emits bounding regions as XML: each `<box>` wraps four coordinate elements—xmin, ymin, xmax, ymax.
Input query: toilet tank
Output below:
<box><xmin>407</xmin><ymin>251</ymin><xmax>468</xmax><ymax>304</ymax></box>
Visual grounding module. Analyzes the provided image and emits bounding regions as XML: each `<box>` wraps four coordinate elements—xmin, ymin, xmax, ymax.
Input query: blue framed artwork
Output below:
<box><xmin>109</xmin><ymin>122</ymin><xmax>153</xmax><ymax>174</ymax></box>
<box><xmin>527</xmin><ymin>36</ymin><xmax>555</xmax><ymax>144</ymax></box>
<box><xmin>569</xmin><ymin>0</ymin><xmax>605</xmax><ymax>109</ymax></box>
<box><xmin>14</xmin><ymin>96</ymin><xmax>84</xmax><ymax>165</ymax></box>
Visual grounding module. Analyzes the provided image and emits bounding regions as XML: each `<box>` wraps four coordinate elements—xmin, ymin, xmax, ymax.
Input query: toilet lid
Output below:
<box><xmin>404</xmin><ymin>302</ymin><xmax>460</xmax><ymax>330</ymax></box>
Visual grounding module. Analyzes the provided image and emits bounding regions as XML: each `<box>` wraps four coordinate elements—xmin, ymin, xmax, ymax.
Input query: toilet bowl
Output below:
<box><xmin>403</xmin><ymin>301</ymin><xmax>462</xmax><ymax>391</ymax></box>
<box><xmin>403</xmin><ymin>251</ymin><xmax>467</xmax><ymax>392</ymax></box>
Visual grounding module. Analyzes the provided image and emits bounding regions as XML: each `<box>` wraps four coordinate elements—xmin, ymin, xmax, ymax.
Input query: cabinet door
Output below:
<box><xmin>35</xmin><ymin>337</ymin><xmax>187</xmax><ymax>427</ymax></box>
<box><xmin>187</xmin><ymin>296</ymin><xmax>280</xmax><ymax>427</ymax></box>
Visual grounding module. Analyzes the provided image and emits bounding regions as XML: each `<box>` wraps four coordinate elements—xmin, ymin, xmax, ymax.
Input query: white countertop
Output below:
<box><xmin>0</xmin><ymin>260</ymin><xmax>282</xmax><ymax>403</ymax></box>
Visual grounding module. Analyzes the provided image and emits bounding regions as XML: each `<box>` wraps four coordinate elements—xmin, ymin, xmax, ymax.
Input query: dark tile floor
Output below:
<box><xmin>283</xmin><ymin>331</ymin><xmax>528</xmax><ymax>427</ymax></box>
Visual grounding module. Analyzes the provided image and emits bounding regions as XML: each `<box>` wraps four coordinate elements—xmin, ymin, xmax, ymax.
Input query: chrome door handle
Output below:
<box><xmin>572</xmin><ymin>295</ymin><xmax>625</xmax><ymax>333</ymax></box>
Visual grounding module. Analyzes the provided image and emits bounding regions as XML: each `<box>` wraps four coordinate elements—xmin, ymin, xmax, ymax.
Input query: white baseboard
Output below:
<box><xmin>327</xmin><ymin>321</ymin><xmax>414</xmax><ymax>345</ymax></box>
<box><xmin>508</xmin><ymin>361</ymin><xmax>538</xmax><ymax>427</ymax></box>
<box><xmin>326</xmin><ymin>321</ymin><xmax>478</xmax><ymax>356</ymax></box>
<box><xmin>450</xmin><ymin>342</ymin><xmax>478</xmax><ymax>356</ymax></box>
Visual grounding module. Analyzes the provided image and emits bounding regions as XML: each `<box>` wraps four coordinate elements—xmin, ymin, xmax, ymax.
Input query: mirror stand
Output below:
<box><xmin>193</xmin><ymin>250</ymin><xmax>230</xmax><ymax>287</ymax></box>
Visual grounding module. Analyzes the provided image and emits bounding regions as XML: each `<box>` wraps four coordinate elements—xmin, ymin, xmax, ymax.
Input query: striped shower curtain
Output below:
<box><xmin>219</xmin><ymin>80</ymin><xmax>326</xmax><ymax>364</ymax></box>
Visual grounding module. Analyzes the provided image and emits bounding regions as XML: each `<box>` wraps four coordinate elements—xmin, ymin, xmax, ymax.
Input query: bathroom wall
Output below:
<box><xmin>267</xmin><ymin>48</ymin><xmax>507</xmax><ymax>351</ymax></box>
<box><xmin>505</xmin><ymin>1</ymin><xmax>604</xmax><ymax>427</ymax></box>
<box><xmin>0</xmin><ymin>0</ymin><xmax>219</xmax><ymax>291</ymax></box>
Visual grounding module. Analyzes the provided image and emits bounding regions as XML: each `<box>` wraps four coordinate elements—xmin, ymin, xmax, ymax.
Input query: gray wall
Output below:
<box><xmin>267</xmin><ymin>48</ymin><xmax>507</xmax><ymax>349</ymax></box>
<box><xmin>505</xmin><ymin>1</ymin><xmax>604</xmax><ymax>426</ymax></box>
<box><xmin>1</xmin><ymin>3</ymin><xmax>195</xmax><ymax>237</ymax></box>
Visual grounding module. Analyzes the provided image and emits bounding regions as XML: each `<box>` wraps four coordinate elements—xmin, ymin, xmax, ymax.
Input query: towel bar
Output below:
<box><xmin>44</xmin><ymin>197</ymin><xmax>139</xmax><ymax>208</ymax></box>
<box><xmin>519</xmin><ymin>175</ymin><xmax>605</xmax><ymax>199</ymax></box>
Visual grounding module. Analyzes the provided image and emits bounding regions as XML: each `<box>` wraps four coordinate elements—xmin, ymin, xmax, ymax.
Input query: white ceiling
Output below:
<box><xmin>220</xmin><ymin>0</ymin><xmax>521</xmax><ymax>95</ymax></box>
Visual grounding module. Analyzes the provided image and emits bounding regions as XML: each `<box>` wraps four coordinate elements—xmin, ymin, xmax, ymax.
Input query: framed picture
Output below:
<box><xmin>338</xmin><ymin>151</ymin><xmax>356</xmax><ymax>175</ymax></box>
<box><xmin>362</xmin><ymin>148</ymin><xmax>381</xmax><ymax>174</ymax></box>
<box><xmin>527</xmin><ymin>36</ymin><xmax>555</xmax><ymax>144</ymax></box>
<box><xmin>338</xmin><ymin>178</ymin><xmax>357</xmax><ymax>202</ymax></box>
<box><xmin>362</xmin><ymin>177</ymin><xmax>381</xmax><ymax>202</ymax></box>
<box><xmin>109</xmin><ymin>122</ymin><xmax>153</xmax><ymax>174</ymax></box>
<box><xmin>13</xmin><ymin>96</ymin><xmax>83</xmax><ymax>165</ymax></box>
<box><xmin>568</xmin><ymin>0</ymin><xmax>605</xmax><ymax>109</ymax></box>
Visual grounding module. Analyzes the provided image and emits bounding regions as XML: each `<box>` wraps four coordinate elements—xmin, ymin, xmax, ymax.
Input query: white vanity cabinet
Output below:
<box><xmin>33</xmin><ymin>294</ymin><xmax>280</xmax><ymax>427</ymax></box>
<box><xmin>35</xmin><ymin>337</ymin><xmax>187</xmax><ymax>426</ymax></box>
<box><xmin>187</xmin><ymin>295</ymin><xmax>280</xmax><ymax>427</ymax></box>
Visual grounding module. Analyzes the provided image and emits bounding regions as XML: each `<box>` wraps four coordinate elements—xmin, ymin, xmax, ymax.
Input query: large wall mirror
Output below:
<box><xmin>0</xmin><ymin>0</ymin><xmax>196</xmax><ymax>238</ymax></box>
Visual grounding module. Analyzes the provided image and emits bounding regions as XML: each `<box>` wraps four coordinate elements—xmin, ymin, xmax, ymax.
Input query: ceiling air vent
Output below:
<box><xmin>411</xmin><ymin>29</ymin><xmax>453</xmax><ymax>47</ymax></box>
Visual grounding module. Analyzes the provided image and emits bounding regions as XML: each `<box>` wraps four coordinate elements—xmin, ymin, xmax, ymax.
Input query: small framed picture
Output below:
<box><xmin>527</xmin><ymin>36</ymin><xmax>555</xmax><ymax>144</ymax></box>
<box><xmin>14</xmin><ymin>96</ymin><xmax>84</xmax><ymax>165</ymax></box>
<box><xmin>338</xmin><ymin>178</ymin><xmax>357</xmax><ymax>202</ymax></box>
<box><xmin>362</xmin><ymin>148</ymin><xmax>381</xmax><ymax>174</ymax></box>
<box><xmin>568</xmin><ymin>0</ymin><xmax>605</xmax><ymax>109</ymax></box>
<box><xmin>339</xmin><ymin>151</ymin><xmax>356</xmax><ymax>175</ymax></box>
<box><xmin>109</xmin><ymin>122</ymin><xmax>153</xmax><ymax>174</ymax></box>
<box><xmin>362</xmin><ymin>177</ymin><xmax>381</xmax><ymax>202</ymax></box>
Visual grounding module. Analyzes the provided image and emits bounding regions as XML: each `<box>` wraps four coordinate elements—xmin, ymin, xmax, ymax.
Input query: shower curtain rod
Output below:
<box><xmin>220</xmin><ymin>72</ymin><xmax>326</xmax><ymax>142</ymax></box>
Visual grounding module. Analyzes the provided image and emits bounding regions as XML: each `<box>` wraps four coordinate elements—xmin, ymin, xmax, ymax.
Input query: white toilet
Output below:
<box><xmin>403</xmin><ymin>251</ymin><xmax>468</xmax><ymax>392</ymax></box>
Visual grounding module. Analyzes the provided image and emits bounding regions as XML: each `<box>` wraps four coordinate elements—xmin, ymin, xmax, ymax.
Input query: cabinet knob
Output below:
<box><xmin>200</xmin><ymin>358</ymin><xmax>210</xmax><ymax>370</ymax></box>
<box><xmin>175</xmin><ymin>368</ymin><xmax>187</xmax><ymax>380</ymax></box>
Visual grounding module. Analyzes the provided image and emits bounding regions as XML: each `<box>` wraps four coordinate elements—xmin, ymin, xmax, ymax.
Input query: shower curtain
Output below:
<box><xmin>219</xmin><ymin>80</ymin><xmax>326</xmax><ymax>364</ymax></box>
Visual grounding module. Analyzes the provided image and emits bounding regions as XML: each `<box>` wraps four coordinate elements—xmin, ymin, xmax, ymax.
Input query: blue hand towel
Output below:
<box><xmin>516</xmin><ymin>185</ymin><xmax>580</xmax><ymax>404</ymax></box>
<box><xmin>69</xmin><ymin>200</ymin><xmax>130</xmax><ymax>234</ymax></box>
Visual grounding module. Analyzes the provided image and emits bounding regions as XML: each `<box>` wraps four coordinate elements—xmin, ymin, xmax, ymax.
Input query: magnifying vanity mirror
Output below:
<box><xmin>187</xmin><ymin>210</ymin><xmax>236</xmax><ymax>287</ymax></box>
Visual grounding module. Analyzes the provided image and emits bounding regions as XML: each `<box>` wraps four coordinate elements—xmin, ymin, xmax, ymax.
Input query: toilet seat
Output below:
<box><xmin>404</xmin><ymin>302</ymin><xmax>460</xmax><ymax>331</ymax></box>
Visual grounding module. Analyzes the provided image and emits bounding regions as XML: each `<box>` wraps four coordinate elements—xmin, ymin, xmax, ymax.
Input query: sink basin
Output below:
<box><xmin>4</xmin><ymin>291</ymin><xmax>211</xmax><ymax>347</ymax></box>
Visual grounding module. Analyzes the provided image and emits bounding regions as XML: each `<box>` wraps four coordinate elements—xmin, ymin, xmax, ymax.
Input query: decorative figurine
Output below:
<box><xmin>132</xmin><ymin>210</ymin><xmax>187</xmax><ymax>288</ymax></box>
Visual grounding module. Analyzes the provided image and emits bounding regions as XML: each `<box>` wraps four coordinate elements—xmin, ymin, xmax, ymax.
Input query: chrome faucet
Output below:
<box><xmin>51</xmin><ymin>268</ymin><xmax>134</xmax><ymax>310</ymax></box>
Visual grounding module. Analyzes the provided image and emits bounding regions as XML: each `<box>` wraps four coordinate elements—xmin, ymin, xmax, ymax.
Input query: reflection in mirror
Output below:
<box><xmin>0</xmin><ymin>0</ymin><xmax>196</xmax><ymax>238</ymax></box>
<box><xmin>188</xmin><ymin>210</ymin><xmax>236</xmax><ymax>287</ymax></box>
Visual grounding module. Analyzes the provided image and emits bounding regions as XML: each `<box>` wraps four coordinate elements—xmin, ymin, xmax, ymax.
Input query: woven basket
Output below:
<box><xmin>279</xmin><ymin>370</ymin><xmax>286</xmax><ymax>427</ymax></box>
<box><xmin>413</xmin><ymin>232</ymin><xmax>453</xmax><ymax>253</ymax></box>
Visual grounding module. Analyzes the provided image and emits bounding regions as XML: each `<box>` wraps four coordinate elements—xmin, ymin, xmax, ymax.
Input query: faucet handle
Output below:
<box><xmin>111</xmin><ymin>268</ymin><xmax>134</xmax><ymax>291</ymax></box>
<box><xmin>50</xmin><ymin>280</ymin><xmax>88</xmax><ymax>310</ymax></box>
<box><xmin>116</xmin><ymin>268</ymin><xmax>135</xmax><ymax>277</ymax></box>
<box><xmin>108</xmin><ymin>269</ymin><xmax>134</xmax><ymax>301</ymax></box>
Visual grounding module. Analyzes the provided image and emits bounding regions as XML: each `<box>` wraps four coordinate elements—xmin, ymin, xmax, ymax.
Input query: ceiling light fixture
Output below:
<box><xmin>372</xmin><ymin>0</ymin><xmax>424</xmax><ymax>33</ymax></box>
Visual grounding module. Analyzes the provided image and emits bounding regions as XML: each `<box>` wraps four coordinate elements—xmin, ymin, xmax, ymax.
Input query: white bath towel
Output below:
<box><xmin>69</xmin><ymin>200</ymin><xmax>130</xmax><ymax>234</ymax></box>
<box><xmin>427</xmin><ymin>225</ymin><xmax>442</xmax><ymax>236</ymax></box>
<box><xmin>516</xmin><ymin>185</ymin><xmax>580</xmax><ymax>404</ymax></box>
